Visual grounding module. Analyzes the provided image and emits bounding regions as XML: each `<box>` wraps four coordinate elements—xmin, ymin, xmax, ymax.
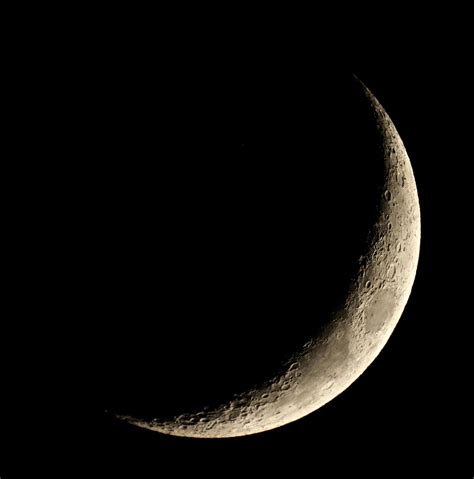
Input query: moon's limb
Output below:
<box><xmin>116</xmin><ymin>78</ymin><xmax>421</xmax><ymax>438</ymax></box>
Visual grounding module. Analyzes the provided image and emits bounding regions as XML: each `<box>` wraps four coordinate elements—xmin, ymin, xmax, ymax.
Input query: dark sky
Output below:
<box><xmin>1</xmin><ymin>41</ymin><xmax>471</xmax><ymax>478</ymax></box>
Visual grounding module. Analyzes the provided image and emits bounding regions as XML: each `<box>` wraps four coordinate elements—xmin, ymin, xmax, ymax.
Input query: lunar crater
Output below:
<box><xmin>114</xmin><ymin>77</ymin><xmax>420</xmax><ymax>438</ymax></box>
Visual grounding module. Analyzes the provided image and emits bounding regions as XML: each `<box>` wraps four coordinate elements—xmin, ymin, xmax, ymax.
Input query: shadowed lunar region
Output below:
<box><xmin>107</xmin><ymin>77</ymin><xmax>420</xmax><ymax>438</ymax></box>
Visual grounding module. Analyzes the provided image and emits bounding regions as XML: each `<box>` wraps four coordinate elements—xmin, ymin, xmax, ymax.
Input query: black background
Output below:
<box><xmin>1</xmin><ymin>30</ymin><xmax>472</xmax><ymax>478</ymax></box>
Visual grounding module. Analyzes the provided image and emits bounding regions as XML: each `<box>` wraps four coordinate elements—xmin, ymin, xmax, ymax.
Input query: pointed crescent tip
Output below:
<box><xmin>352</xmin><ymin>73</ymin><xmax>370</xmax><ymax>94</ymax></box>
<box><xmin>352</xmin><ymin>74</ymin><xmax>381</xmax><ymax>112</ymax></box>
<box><xmin>109</xmin><ymin>411</ymin><xmax>128</xmax><ymax>422</ymax></box>
<box><xmin>113</xmin><ymin>412</ymin><xmax>127</xmax><ymax>421</ymax></box>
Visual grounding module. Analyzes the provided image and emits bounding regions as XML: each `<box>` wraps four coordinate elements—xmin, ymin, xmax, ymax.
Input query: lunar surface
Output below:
<box><xmin>115</xmin><ymin>78</ymin><xmax>421</xmax><ymax>438</ymax></box>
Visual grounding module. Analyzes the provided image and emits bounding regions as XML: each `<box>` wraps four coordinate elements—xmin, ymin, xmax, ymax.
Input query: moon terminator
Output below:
<box><xmin>115</xmin><ymin>78</ymin><xmax>421</xmax><ymax>438</ymax></box>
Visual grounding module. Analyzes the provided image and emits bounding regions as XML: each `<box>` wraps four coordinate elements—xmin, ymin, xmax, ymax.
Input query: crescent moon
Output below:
<box><xmin>115</xmin><ymin>78</ymin><xmax>421</xmax><ymax>438</ymax></box>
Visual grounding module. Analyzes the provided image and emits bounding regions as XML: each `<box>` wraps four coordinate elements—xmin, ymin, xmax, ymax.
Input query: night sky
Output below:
<box><xmin>1</xmin><ymin>38</ymin><xmax>471</xmax><ymax>478</ymax></box>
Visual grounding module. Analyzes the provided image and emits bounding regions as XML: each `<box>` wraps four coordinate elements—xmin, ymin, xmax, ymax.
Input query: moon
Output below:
<box><xmin>115</xmin><ymin>77</ymin><xmax>421</xmax><ymax>438</ymax></box>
